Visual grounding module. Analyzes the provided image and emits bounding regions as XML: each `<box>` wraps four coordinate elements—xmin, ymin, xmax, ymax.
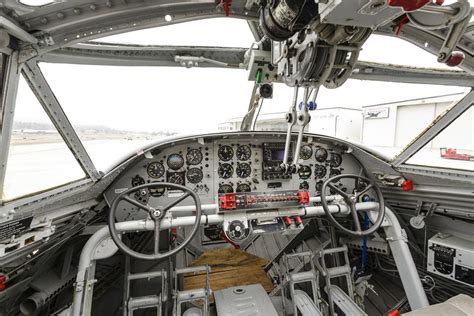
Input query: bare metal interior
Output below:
<box><xmin>0</xmin><ymin>1</ymin><xmax>473</xmax><ymax>316</ymax></box>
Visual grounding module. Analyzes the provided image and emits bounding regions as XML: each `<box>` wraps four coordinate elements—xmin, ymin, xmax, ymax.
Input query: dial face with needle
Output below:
<box><xmin>236</xmin><ymin>162</ymin><xmax>251</xmax><ymax>178</ymax></box>
<box><xmin>147</xmin><ymin>162</ymin><xmax>165</xmax><ymax>179</ymax></box>
<box><xmin>186</xmin><ymin>149</ymin><xmax>203</xmax><ymax>165</ymax></box>
<box><xmin>236</xmin><ymin>145</ymin><xmax>252</xmax><ymax>161</ymax></box>
<box><xmin>186</xmin><ymin>167</ymin><xmax>203</xmax><ymax>184</ymax></box>
<box><xmin>218</xmin><ymin>163</ymin><xmax>233</xmax><ymax>179</ymax></box>
<box><xmin>218</xmin><ymin>145</ymin><xmax>234</xmax><ymax>161</ymax></box>
<box><xmin>300</xmin><ymin>145</ymin><xmax>313</xmax><ymax>160</ymax></box>
<box><xmin>218</xmin><ymin>184</ymin><xmax>233</xmax><ymax>194</ymax></box>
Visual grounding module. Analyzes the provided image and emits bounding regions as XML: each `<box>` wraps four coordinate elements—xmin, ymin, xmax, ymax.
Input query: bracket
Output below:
<box><xmin>409</xmin><ymin>200</ymin><xmax>437</xmax><ymax>229</ymax></box>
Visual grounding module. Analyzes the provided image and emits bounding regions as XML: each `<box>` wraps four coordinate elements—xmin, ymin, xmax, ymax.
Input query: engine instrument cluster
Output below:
<box><xmin>105</xmin><ymin>134</ymin><xmax>362</xmax><ymax>221</ymax></box>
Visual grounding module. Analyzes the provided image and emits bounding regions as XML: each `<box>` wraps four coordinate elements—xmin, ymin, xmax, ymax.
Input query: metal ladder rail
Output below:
<box><xmin>123</xmin><ymin>255</ymin><xmax>167</xmax><ymax>316</ymax></box>
<box><xmin>317</xmin><ymin>245</ymin><xmax>355</xmax><ymax>316</ymax></box>
<box><xmin>281</xmin><ymin>251</ymin><xmax>321</xmax><ymax>316</ymax></box>
<box><xmin>173</xmin><ymin>265</ymin><xmax>211</xmax><ymax>316</ymax></box>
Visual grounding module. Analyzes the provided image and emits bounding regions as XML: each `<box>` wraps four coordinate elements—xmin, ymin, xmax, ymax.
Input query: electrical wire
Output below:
<box><xmin>252</xmin><ymin>98</ymin><xmax>264</xmax><ymax>131</ymax></box>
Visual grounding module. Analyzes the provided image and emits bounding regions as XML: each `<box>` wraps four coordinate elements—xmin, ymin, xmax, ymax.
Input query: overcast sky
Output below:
<box><xmin>14</xmin><ymin>17</ymin><xmax>469</xmax><ymax>134</ymax></box>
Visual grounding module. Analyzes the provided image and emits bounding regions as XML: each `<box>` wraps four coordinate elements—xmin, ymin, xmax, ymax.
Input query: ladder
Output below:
<box><xmin>280</xmin><ymin>251</ymin><xmax>322</xmax><ymax>316</ymax></box>
<box><xmin>173</xmin><ymin>265</ymin><xmax>211</xmax><ymax>316</ymax></box>
<box><xmin>317</xmin><ymin>245</ymin><xmax>366</xmax><ymax>316</ymax></box>
<box><xmin>123</xmin><ymin>255</ymin><xmax>167</xmax><ymax>316</ymax></box>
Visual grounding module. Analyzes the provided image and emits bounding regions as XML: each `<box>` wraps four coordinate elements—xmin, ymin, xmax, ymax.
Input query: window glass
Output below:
<box><xmin>40</xmin><ymin>62</ymin><xmax>255</xmax><ymax>172</ymax></box>
<box><xmin>91</xmin><ymin>18</ymin><xmax>254</xmax><ymax>48</ymax></box>
<box><xmin>360</xmin><ymin>34</ymin><xmax>461</xmax><ymax>70</ymax></box>
<box><xmin>405</xmin><ymin>105</ymin><xmax>474</xmax><ymax>171</ymax></box>
<box><xmin>3</xmin><ymin>77</ymin><xmax>85</xmax><ymax>200</ymax></box>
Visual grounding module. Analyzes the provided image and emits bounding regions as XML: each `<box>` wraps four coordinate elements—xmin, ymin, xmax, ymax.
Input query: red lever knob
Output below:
<box><xmin>445</xmin><ymin>52</ymin><xmax>465</xmax><ymax>67</ymax></box>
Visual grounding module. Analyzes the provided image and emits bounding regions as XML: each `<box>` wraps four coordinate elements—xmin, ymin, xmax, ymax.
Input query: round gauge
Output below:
<box><xmin>330</xmin><ymin>169</ymin><xmax>341</xmax><ymax>177</ymax></box>
<box><xmin>299</xmin><ymin>181</ymin><xmax>309</xmax><ymax>190</ymax></box>
<box><xmin>236</xmin><ymin>183</ymin><xmax>251</xmax><ymax>193</ymax></box>
<box><xmin>186</xmin><ymin>167</ymin><xmax>203</xmax><ymax>184</ymax></box>
<box><xmin>168</xmin><ymin>172</ymin><xmax>185</xmax><ymax>185</ymax></box>
<box><xmin>218</xmin><ymin>145</ymin><xmax>234</xmax><ymax>161</ymax></box>
<box><xmin>314</xmin><ymin>164</ymin><xmax>327</xmax><ymax>179</ymax></box>
<box><xmin>218</xmin><ymin>163</ymin><xmax>233</xmax><ymax>179</ymax></box>
<box><xmin>236</xmin><ymin>145</ymin><xmax>252</xmax><ymax>161</ymax></box>
<box><xmin>227</xmin><ymin>220</ymin><xmax>249</xmax><ymax>241</ymax></box>
<box><xmin>315</xmin><ymin>148</ymin><xmax>328</xmax><ymax>162</ymax></box>
<box><xmin>186</xmin><ymin>149</ymin><xmax>203</xmax><ymax>165</ymax></box>
<box><xmin>146</xmin><ymin>162</ymin><xmax>165</xmax><ymax>179</ymax></box>
<box><xmin>167</xmin><ymin>153</ymin><xmax>184</xmax><ymax>170</ymax></box>
<box><xmin>218</xmin><ymin>184</ymin><xmax>233</xmax><ymax>194</ymax></box>
<box><xmin>131</xmin><ymin>175</ymin><xmax>145</xmax><ymax>187</ymax></box>
<box><xmin>298</xmin><ymin>165</ymin><xmax>312</xmax><ymax>180</ymax></box>
<box><xmin>300</xmin><ymin>145</ymin><xmax>313</xmax><ymax>160</ymax></box>
<box><xmin>315</xmin><ymin>180</ymin><xmax>323</xmax><ymax>193</ymax></box>
<box><xmin>330</xmin><ymin>153</ymin><xmax>343</xmax><ymax>167</ymax></box>
<box><xmin>149</xmin><ymin>182</ymin><xmax>165</xmax><ymax>197</ymax></box>
<box><xmin>236</xmin><ymin>162</ymin><xmax>251</xmax><ymax>178</ymax></box>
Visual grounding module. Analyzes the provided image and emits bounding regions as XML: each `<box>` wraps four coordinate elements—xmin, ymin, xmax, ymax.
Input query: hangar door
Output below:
<box><xmin>395</xmin><ymin>104</ymin><xmax>434</xmax><ymax>147</ymax></box>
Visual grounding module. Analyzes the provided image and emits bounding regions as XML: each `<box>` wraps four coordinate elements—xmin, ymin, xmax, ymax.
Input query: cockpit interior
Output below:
<box><xmin>0</xmin><ymin>1</ymin><xmax>473</xmax><ymax>316</ymax></box>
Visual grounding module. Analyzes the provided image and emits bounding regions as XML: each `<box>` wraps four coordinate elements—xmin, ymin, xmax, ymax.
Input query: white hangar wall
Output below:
<box><xmin>308</xmin><ymin>108</ymin><xmax>362</xmax><ymax>142</ymax></box>
<box><xmin>361</xmin><ymin>94</ymin><xmax>471</xmax><ymax>152</ymax></box>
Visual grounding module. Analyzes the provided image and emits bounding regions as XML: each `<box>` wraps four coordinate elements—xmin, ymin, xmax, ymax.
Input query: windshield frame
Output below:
<box><xmin>2</xmin><ymin>13</ymin><xmax>474</xmax><ymax>206</ymax></box>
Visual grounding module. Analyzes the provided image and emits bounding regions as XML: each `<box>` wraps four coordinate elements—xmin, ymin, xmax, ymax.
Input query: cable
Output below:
<box><xmin>252</xmin><ymin>98</ymin><xmax>264</xmax><ymax>131</ymax></box>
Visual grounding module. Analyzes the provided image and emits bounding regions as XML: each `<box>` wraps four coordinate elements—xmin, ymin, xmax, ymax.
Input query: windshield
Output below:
<box><xmin>6</xmin><ymin>18</ymin><xmax>472</xmax><ymax>202</ymax></box>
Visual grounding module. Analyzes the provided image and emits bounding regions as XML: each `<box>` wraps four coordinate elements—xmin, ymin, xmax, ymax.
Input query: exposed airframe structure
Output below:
<box><xmin>0</xmin><ymin>1</ymin><xmax>473</xmax><ymax>316</ymax></box>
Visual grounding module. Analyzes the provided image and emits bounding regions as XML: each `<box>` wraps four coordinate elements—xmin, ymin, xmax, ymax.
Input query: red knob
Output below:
<box><xmin>445</xmin><ymin>52</ymin><xmax>465</xmax><ymax>67</ymax></box>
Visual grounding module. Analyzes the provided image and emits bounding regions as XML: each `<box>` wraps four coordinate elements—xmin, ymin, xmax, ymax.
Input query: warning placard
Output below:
<box><xmin>0</xmin><ymin>217</ymin><xmax>33</xmax><ymax>241</ymax></box>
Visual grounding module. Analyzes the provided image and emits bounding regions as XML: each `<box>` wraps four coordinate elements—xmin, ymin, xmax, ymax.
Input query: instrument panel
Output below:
<box><xmin>105</xmin><ymin>134</ymin><xmax>363</xmax><ymax>221</ymax></box>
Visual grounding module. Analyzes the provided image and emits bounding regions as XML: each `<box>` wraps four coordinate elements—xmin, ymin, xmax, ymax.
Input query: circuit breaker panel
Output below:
<box><xmin>427</xmin><ymin>234</ymin><xmax>474</xmax><ymax>287</ymax></box>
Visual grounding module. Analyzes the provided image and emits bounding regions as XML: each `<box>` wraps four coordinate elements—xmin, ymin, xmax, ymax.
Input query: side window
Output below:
<box><xmin>405</xmin><ymin>106</ymin><xmax>474</xmax><ymax>171</ymax></box>
<box><xmin>3</xmin><ymin>76</ymin><xmax>85</xmax><ymax>201</ymax></box>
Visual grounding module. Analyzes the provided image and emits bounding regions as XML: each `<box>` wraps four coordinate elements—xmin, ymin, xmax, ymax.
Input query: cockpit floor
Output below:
<box><xmin>183</xmin><ymin>248</ymin><xmax>274</xmax><ymax>300</ymax></box>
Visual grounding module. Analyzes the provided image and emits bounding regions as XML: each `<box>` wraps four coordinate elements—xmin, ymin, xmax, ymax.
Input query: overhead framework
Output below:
<box><xmin>33</xmin><ymin>42</ymin><xmax>474</xmax><ymax>87</ymax></box>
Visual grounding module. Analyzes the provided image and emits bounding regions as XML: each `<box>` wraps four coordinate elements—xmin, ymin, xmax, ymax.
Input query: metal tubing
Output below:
<box><xmin>0</xmin><ymin>52</ymin><xmax>21</xmax><ymax>204</ymax></box>
<box><xmin>282</xmin><ymin>87</ymin><xmax>299</xmax><ymax>167</ymax></box>
<box><xmin>383</xmin><ymin>207</ymin><xmax>429</xmax><ymax>310</ymax></box>
<box><xmin>71</xmin><ymin>200</ymin><xmax>377</xmax><ymax>315</ymax></box>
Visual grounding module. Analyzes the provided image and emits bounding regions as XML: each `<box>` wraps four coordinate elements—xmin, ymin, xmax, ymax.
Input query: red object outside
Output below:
<box><xmin>445</xmin><ymin>52</ymin><xmax>465</xmax><ymax>67</ymax></box>
<box><xmin>387</xmin><ymin>309</ymin><xmax>400</xmax><ymax>316</ymax></box>
<box><xmin>297</xmin><ymin>191</ymin><xmax>310</xmax><ymax>204</ymax></box>
<box><xmin>388</xmin><ymin>0</ymin><xmax>430</xmax><ymax>11</ymax></box>
<box><xmin>440</xmin><ymin>148</ymin><xmax>474</xmax><ymax>161</ymax></box>
<box><xmin>219</xmin><ymin>193</ymin><xmax>236</xmax><ymax>210</ymax></box>
<box><xmin>401</xmin><ymin>179</ymin><xmax>413</xmax><ymax>192</ymax></box>
<box><xmin>0</xmin><ymin>274</ymin><xmax>6</xmax><ymax>292</ymax></box>
<box><xmin>221</xmin><ymin>0</ymin><xmax>231</xmax><ymax>16</ymax></box>
<box><xmin>283</xmin><ymin>216</ymin><xmax>293</xmax><ymax>226</ymax></box>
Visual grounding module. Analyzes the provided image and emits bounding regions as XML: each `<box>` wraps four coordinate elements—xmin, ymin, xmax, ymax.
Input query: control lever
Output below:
<box><xmin>281</xmin><ymin>86</ymin><xmax>299</xmax><ymax>172</ymax></box>
<box><xmin>281</xmin><ymin>87</ymin><xmax>315</xmax><ymax>173</ymax></box>
<box><xmin>292</xmin><ymin>87</ymin><xmax>311</xmax><ymax>171</ymax></box>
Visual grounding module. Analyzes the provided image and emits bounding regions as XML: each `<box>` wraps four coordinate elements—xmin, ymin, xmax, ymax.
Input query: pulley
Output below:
<box><xmin>259</xmin><ymin>0</ymin><xmax>318</xmax><ymax>41</ymax></box>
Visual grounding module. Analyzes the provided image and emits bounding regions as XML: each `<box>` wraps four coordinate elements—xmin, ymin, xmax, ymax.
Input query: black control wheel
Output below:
<box><xmin>321</xmin><ymin>174</ymin><xmax>384</xmax><ymax>236</ymax></box>
<box><xmin>108</xmin><ymin>182</ymin><xmax>201</xmax><ymax>260</ymax></box>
